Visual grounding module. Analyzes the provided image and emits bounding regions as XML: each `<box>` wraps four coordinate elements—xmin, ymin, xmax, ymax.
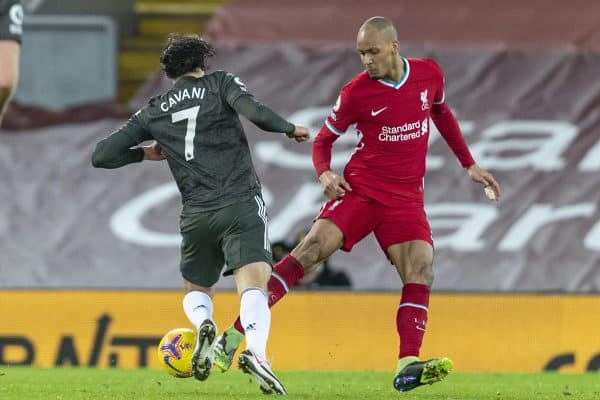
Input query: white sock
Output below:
<box><xmin>182</xmin><ymin>291</ymin><xmax>213</xmax><ymax>329</ymax></box>
<box><xmin>240</xmin><ymin>287</ymin><xmax>270</xmax><ymax>360</ymax></box>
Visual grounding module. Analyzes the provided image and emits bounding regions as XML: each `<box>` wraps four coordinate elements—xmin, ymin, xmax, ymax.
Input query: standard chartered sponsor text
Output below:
<box><xmin>379</xmin><ymin>120</ymin><xmax>425</xmax><ymax>142</ymax></box>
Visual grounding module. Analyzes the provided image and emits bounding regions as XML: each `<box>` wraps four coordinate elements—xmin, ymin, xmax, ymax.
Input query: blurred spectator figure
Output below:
<box><xmin>272</xmin><ymin>232</ymin><xmax>352</xmax><ymax>288</ymax></box>
<box><xmin>0</xmin><ymin>0</ymin><xmax>23</xmax><ymax>127</ymax></box>
<box><xmin>306</xmin><ymin>259</ymin><xmax>352</xmax><ymax>288</ymax></box>
<box><xmin>270</xmin><ymin>241</ymin><xmax>292</xmax><ymax>263</ymax></box>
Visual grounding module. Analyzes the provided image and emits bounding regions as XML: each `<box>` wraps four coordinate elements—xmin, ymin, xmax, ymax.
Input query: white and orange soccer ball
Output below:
<box><xmin>157</xmin><ymin>328</ymin><xmax>197</xmax><ymax>378</ymax></box>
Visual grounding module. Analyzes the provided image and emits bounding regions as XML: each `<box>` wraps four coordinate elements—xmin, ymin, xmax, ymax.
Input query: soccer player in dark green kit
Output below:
<box><xmin>92</xmin><ymin>33</ymin><xmax>310</xmax><ymax>395</ymax></box>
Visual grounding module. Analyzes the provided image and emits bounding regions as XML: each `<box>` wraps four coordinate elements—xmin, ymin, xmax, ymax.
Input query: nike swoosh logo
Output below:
<box><xmin>416</xmin><ymin>326</ymin><xmax>426</xmax><ymax>332</ymax></box>
<box><xmin>371</xmin><ymin>106</ymin><xmax>387</xmax><ymax>116</ymax></box>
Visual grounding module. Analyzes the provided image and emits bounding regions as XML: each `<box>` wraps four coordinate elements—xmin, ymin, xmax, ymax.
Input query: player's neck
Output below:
<box><xmin>385</xmin><ymin>55</ymin><xmax>405</xmax><ymax>83</ymax></box>
<box><xmin>178</xmin><ymin>69</ymin><xmax>205</xmax><ymax>81</ymax></box>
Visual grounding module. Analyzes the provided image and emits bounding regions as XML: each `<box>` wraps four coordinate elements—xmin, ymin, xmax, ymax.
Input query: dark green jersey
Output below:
<box><xmin>0</xmin><ymin>0</ymin><xmax>22</xmax><ymax>43</ymax></box>
<box><xmin>92</xmin><ymin>70</ymin><xmax>295</xmax><ymax>210</ymax></box>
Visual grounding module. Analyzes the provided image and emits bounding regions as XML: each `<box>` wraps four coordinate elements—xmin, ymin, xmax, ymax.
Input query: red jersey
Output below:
<box><xmin>313</xmin><ymin>57</ymin><xmax>474</xmax><ymax>207</ymax></box>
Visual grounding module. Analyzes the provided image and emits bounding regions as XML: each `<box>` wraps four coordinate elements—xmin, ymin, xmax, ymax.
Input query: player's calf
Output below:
<box><xmin>213</xmin><ymin>325</ymin><xmax>245</xmax><ymax>372</ymax></box>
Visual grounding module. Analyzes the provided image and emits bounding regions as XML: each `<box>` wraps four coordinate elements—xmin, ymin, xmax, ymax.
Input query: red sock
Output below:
<box><xmin>233</xmin><ymin>255</ymin><xmax>305</xmax><ymax>334</ymax></box>
<box><xmin>397</xmin><ymin>283</ymin><xmax>430</xmax><ymax>358</ymax></box>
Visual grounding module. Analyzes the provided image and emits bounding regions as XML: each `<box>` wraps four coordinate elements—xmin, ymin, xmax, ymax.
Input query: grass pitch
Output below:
<box><xmin>0</xmin><ymin>367</ymin><xmax>598</xmax><ymax>399</ymax></box>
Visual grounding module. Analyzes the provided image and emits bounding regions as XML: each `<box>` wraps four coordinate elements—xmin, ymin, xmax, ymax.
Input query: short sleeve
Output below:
<box><xmin>0</xmin><ymin>0</ymin><xmax>23</xmax><ymax>43</ymax></box>
<box><xmin>221</xmin><ymin>72</ymin><xmax>254</xmax><ymax>107</ymax></box>
<box><xmin>324</xmin><ymin>85</ymin><xmax>357</xmax><ymax>136</ymax></box>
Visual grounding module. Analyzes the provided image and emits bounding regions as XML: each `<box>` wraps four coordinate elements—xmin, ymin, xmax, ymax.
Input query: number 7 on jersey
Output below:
<box><xmin>171</xmin><ymin>106</ymin><xmax>200</xmax><ymax>161</ymax></box>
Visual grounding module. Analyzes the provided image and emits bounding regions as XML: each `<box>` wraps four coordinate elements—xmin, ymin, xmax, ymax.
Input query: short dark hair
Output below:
<box><xmin>159</xmin><ymin>33</ymin><xmax>216</xmax><ymax>79</ymax></box>
<box><xmin>359</xmin><ymin>16</ymin><xmax>397</xmax><ymax>41</ymax></box>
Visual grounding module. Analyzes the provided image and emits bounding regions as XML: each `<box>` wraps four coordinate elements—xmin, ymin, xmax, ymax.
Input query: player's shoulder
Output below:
<box><xmin>407</xmin><ymin>57</ymin><xmax>444</xmax><ymax>78</ymax></box>
<box><xmin>205</xmin><ymin>70</ymin><xmax>246</xmax><ymax>92</ymax></box>
<box><xmin>209</xmin><ymin>69</ymin><xmax>237</xmax><ymax>84</ymax></box>
<box><xmin>341</xmin><ymin>71</ymin><xmax>371</xmax><ymax>95</ymax></box>
<box><xmin>137</xmin><ymin>90</ymin><xmax>170</xmax><ymax>121</ymax></box>
<box><xmin>130</xmin><ymin>101</ymin><xmax>152</xmax><ymax>125</ymax></box>
<box><xmin>207</xmin><ymin>69</ymin><xmax>228</xmax><ymax>80</ymax></box>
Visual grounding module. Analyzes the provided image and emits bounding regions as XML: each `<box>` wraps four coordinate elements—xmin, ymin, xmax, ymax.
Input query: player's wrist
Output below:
<box><xmin>318</xmin><ymin>170</ymin><xmax>334</xmax><ymax>181</ymax></box>
<box><xmin>284</xmin><ymin>123</ymin><xmax>296</xmax><ymax>138</ymax></box>
<box><xmin>140</xmin><ymin>147</ymin><xmax>151</xmax><ymax>161</ymax></box>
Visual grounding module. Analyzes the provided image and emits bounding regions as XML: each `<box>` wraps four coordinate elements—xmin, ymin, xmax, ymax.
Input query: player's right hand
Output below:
<box><xmin>287</xmin><ymin>125</ymin><xmax>310</xmax><ymax>142</ymax></box>
<box><xmin>319</xmin><ymin>170</ymin><xmax>352</xmax><ymax>200</ymax></box>
<box><xmin>143</xmin><ymin>141</ymin><xmax>166</xmax><ymax>161</ymax></box>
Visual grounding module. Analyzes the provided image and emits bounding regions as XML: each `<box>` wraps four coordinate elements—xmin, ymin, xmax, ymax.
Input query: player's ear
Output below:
<box><xmin>391</xmin><ymin>40</ymin><xmax>399</xmax><ymax>55</ymax></box>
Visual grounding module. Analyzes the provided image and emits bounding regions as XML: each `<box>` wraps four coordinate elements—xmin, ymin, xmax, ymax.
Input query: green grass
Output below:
<box><xmin>0</xmin><ymin>368</ymin><xmax>599</xmax><ymax>399</ymax></box>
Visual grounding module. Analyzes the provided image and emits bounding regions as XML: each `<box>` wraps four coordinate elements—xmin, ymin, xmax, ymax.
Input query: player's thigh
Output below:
<box><xmin>0</xmin><ymin>0</ymin><xmax>22</xmax><ymax>79</ymax></box>
<box><xmin>0</xmin><ymin>41</ymin><xmax>20</xmax><ymax>86</ymax></box>
<box><xmin>374</xmin><ymin>205</ymin><xmax>434</xmax><ymax>283</ymax></box>
<box><xmin>374</xmin><ymin>203</ymin><xmax>433</xmax><ymax>251</ymax></box>
<box><xmin>179</xmin><ymin>210</ymin><xmax>224</xmax><ymax>288</ymax></box>
<box><xmin>220</xmin><ymin>195</ymin><xmax>273</xmax><ymax>277</ymax></box>
<box><xmin>315</xmin><ymin>192</ymin><xmax>382</xmax><ymax>252</ymax></box>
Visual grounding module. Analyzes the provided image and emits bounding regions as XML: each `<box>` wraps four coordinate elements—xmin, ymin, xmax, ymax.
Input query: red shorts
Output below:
<box><xmin>316</xmin><ymin>191</ymin><xmax>433</xmax><ymax>252</ymax></box>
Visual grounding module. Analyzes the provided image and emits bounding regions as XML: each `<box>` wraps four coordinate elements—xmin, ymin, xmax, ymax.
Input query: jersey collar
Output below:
<box><xmin>377</xmin><ymin>57</ymin><xmax>410</xmax><ymax>89</ymax></box>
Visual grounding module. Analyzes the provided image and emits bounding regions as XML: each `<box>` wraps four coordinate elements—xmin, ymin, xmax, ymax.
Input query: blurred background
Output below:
<box><xmin>1</xmin><ymin>0</ymin><xmax>599</xmax><ymax>374</ymax></box>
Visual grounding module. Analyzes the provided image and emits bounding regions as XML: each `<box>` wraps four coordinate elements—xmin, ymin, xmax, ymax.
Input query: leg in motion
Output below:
<box><xmin>234</xmin><ymin>261</ymin><xmax>287</xmax><ymax>394</ymax></box>
<box><xmin>214</xmin><ymin>219</ymin><xmax>344</xmax><ymax>372</ymax></box>
<box><xmin>387</xmin><ymin>240</ymin><xmax>452</xmax><ymax>392</ymax></box>
<box><xmin>182</xmin><ymin>281</ymin><xmax>217</xmax><ymax>381</ymax></box>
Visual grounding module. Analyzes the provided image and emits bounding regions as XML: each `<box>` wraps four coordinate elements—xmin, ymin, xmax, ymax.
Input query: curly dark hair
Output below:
<box><xmin>159</xmin><ymin>33</ymin><xmax>216</xmax><ymax>79</ymax></box>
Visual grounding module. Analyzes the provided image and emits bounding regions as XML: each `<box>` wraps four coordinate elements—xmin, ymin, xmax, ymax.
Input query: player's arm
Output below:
<box><xmin>313</xmin><ymin>127</ymin><xmax>352</xmax><ymax>200</ymax></box>
<box><xmin>428</xmin><ymin>60</ymin><xmax>501</xmax><ymax>200</ymax></box>
<box><xmin>91</xmin><ymin>113</ymin><xmax>158</xmax><ymax>169</ymax></box>
<box><xmin>312</xmin><ymin>90</ymin><xmax>355</xmax><ymax>200</ymax></box>
<box><xmin>431</xmin><ymin>103</ymin><xmax>501</xmax><ymax>200</ymax></box>
<box><xmin>231</xmin><ymin>95</ymin><xmax>309</xmax><ymax>142</ymax></box>
<box><xmin>222</xmin><ymin>72</ymin><xmax>309</xmax><ymax>142</ymax></box>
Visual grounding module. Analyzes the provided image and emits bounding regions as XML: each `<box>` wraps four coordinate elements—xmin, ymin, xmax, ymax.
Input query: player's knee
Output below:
<box><xmin>0</xmin><ymin>71</ymin><xmax>17</xmax><ymax>96</ymax></box>
<box><xmin>0</xmin><ymin>82</ymin><xmax>14</xmax><ymax>92</ymax></box>
<box><xmin>405</xmin><ymin>259</ymin><xmax>434</xmax><ymax>285</ymax></box>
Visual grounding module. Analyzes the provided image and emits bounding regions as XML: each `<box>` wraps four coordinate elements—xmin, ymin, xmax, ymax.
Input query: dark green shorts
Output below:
<box><xmin>179</xmin><ymin>195</ymin><xmax>273</xmax><ymax>287</ymax></box>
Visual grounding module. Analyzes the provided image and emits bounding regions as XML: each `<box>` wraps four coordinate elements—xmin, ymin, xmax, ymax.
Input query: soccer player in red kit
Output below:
<box><xmin>213</xmin><ymin>16</ymin><xmax>501</xmax><ymax>392</ymax></box>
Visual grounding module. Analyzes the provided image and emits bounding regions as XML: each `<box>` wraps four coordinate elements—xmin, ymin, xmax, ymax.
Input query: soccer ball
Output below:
<box><xmin>157</xmin><ymin>328</ymin><xmax>197</xmax><ymax>378</ymax></box>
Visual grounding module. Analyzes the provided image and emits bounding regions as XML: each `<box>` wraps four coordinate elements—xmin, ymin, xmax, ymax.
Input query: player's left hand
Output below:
<box><xmin>143</xmin><ymin>141</ymin><xmax>166</xmax><ymax>161</ymax></box>
<box><xmin>467</xmin><ymin>164</ymin><xmax>501</xmax><ymax>201</ymax></box>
